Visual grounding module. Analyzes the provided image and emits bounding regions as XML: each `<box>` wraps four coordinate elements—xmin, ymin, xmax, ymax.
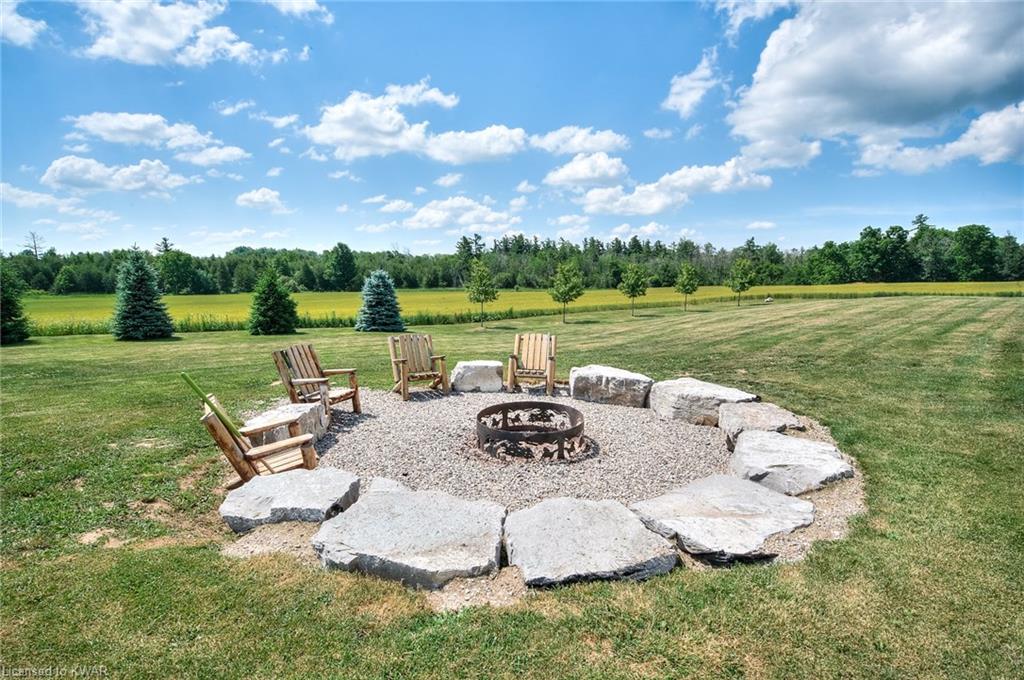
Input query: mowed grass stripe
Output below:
<box><xmin>1</xmin><ymin>297</ymin><xmax>1022</xmax><ymax>678</ymax></box>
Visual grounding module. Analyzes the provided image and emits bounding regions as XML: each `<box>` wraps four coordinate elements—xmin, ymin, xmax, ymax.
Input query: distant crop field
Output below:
<box><xmin>21</xmin><ymin>281</ymin><xmax>1024</xmax><ymax>335</ymax></box>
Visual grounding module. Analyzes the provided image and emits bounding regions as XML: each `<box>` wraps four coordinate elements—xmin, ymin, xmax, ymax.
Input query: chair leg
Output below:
<box><xmin>349</xmin><ymin>373</ymin><xmax>362</xmax><ymax>413</ymax></box>
<box><xmin>506</xmin><ymin>358</ymin><xmax>516</xmax><ymax>392</ymax></box>
<box><xmin>547</xmin><ymin>357</ymin><xmax>556</xmax><ymax>396</ymax></box>
<box><xmin>400</xmin><ymin>363</ymin><xmax>410</xmax><ymax>401</ymax></box>
<box><xmin>300</xmin><ymin>444</ymin><xmax>317</xmax><ymax>469</ymax></box>
<box><xmin>439</xmin><ymin>358</ymin><xmax>450</xmax><ymax>394</ymax></box>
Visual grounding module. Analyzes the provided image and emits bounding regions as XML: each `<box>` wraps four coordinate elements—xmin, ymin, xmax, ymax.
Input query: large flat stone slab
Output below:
<box><xmin>311</xmin><ymin>482</ymin><xmax>506</xmax><ymax>589</ymax></box>
<box><xmin>220</xmin><ymin>468</ymin><xmax>360</xmax><ymax>533</ymax></box>
<box><xmin>718</xmin><ymin>401</ymin><xmax>803</xmax><ymax>447</ymax></box>
<box><xmin>649</xmin><ymin>378</ymin><xmax>757</xmax><ymax>425</ymax></box>
<box><xmin>244</xmin><ymin>401</ymin><xmax>327</xmax><ymax>447</ymax></box>
<box><xmin>451</xmin><ymin>360</ymin><xmax>504</xmax><ymax>393</ymax></box>
<box><xmin>504</xmin><ymin>498</ymin><xmax>678</xmax><ymax>586</ymax></box>
<box><xmin>731</xmin><ymin>430</ymin><xmax>854</xmax><ymax>495</ymax></box>
<box><xmin>630</xmin><ymin>475</ymin><xmax>814</xmax><ymax>561</ymax></box>
<box><xmin>569</xmin><ymin>364</ymin><xmax>653</xmax><ymax>408</ymax></box>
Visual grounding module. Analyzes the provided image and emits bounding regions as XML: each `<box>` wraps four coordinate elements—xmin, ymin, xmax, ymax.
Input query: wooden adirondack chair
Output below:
<box><xmin>387</xmin><ymin>333</ymin><xmax>450</xmax><ymax>401</ymax></box>
<box><xmin>200</xmin><ymin>395</ymin><xmax>317</xmax><ymax>487</ymax></box>
<box><xmin>507</xmin><ymin>333</ymin><xmax>557</xmax><ymax>396</ymax></box>
<box><xmin>272</xmin><ymin>343</ymin><xmax>361</xmax><ymax>421</ymax></box>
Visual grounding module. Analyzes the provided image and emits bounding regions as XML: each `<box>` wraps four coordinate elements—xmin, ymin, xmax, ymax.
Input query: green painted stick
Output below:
<box><xmin>180</xmin><ymin>372</ymin><xmax>243</xmax><ymax>440</ymax></box>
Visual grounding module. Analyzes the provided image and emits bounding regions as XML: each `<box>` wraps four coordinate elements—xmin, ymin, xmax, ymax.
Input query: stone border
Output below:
<box><xmin>221</xmin><ymin>365</ymin><xmax>865</xmax><ymax>591</ymax></box>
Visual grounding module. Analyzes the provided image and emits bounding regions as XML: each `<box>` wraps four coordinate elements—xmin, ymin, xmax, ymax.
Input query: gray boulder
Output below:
<box><xmin>244</xmin><ymin>401</ymin><xmax>327</xmax><ymax>446</ymax></box>
<box><xmin>311</xmin><ymin>482</ymin><xmax>506</xmax><ymax>589</ymax></box>
<box><xmin>731</xmin><ymin>430</ymin><xmax>853</xmax><ymax>495</ymax></box>
<box><xmin>569</xmin><ymin>364</ymin><xmax>653</xmax><ymax>408</ymax></box>
<box><xmin>718</xmin><ymin>401</ymin><xmax>803</xmax><ymax>446</ymax></box>
<box><xmin>219</xmin><ymin>467</ymin><xmax>360</xmax><ymax>533</ymax></box>
<box><xmin>451</xmin><ymin>360</ymin><xmax>504</xmax><ymax>393</ymax></box>
<box><xmin>649</xmin><ymin>378</ymin><xmax>757</xmax><ymax>425</ymax></box>
<box><xmin>504</xmin><ymin>498</ymin><xmax>678</xmax><ymax>586</ymax></box>
<box><xmin>630</xmin><ymin>475</ymin><xmax>814</xmax><ymax>561</ymax></box>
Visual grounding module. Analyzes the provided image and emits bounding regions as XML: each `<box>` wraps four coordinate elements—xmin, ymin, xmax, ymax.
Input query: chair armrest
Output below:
<box><xmin>245</xmin><ymin>434</ymin><xmax>314</xmax><ymax>459</ymax></box>
<box><xmin>239</xmin><ymin>414</ymin><xmax>306</xmax><ymax>437</ymax></box>
<box><xmin>430</xmin><ymin>355</ymin><xmax>446</xmax><ymax>360</ymax></box>
<box><xmin>392</xmin><ymin>358</ymin><xmax>408</xmax><ymax>364</ymax></box>
<box><xmin>291</xmin><ymin>377</ymin><xmax>328</xmax><ymax>385</ymax></box>
<box><xmin>322</xmin><ymin>368</ymin><xmax>357</xmax><ymax>375</ymax></box>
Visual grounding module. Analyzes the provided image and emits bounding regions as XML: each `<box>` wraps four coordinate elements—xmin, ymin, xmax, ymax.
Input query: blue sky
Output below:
<box><xmin>2</xmin><ymin>0</ymin><xmax>1022</xmax><ymax>256</ymax></box>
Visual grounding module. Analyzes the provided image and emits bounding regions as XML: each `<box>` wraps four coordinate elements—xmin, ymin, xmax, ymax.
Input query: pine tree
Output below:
<box><xmin>248</xmin><ymin>269</ymin><xmax>299</xmax><ymax>335</ymax></box>
<box><xmin>112</xmin><ymin>248</ymin><xmax>174</xmax><ymax>340</ymax></box>
<box><xmin>617</xmin><ymin>263</ymin><xmax>649</xmax><ymax>316</ymax></box>
<box><xmin>354</xmin><ymin>270</ymin><xmax>405</xmax><ymax>332</ymax></box>
<box><xmin>466</xmin><ymin>258</ymin><xmax>498</xmax><ymax>327</ymax></box>
<box><xmin>729</xmin><ymin>257</ymin><xmax>756</xmax><ymax>306</ymax></box>
<box><xmin>1</xmin><ymin>265</ymin><xmax>31</xmax><ymax>344</ymax></box>
<box><xmin>674</xmin><ymin>262</ymin><xmax>699</xmax><ymax>311</ymax></box>
<box><xmin>549</xmin><ymin>260</ymin><xmax>585</xmax><ymax>323</ymax></box>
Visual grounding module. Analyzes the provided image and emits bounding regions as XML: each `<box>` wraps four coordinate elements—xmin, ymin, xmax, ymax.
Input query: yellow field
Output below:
<box><xmin>22</xmin><ymin>281</ymin><xmax>1023</xmax><ymax>328</ymax></box>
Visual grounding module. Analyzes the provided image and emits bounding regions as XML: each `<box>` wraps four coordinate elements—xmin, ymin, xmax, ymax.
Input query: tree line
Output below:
<box><xmin>4</xmin><ymin>215</ymin><xmax>1022</xmax><ymax>296</ymax></box>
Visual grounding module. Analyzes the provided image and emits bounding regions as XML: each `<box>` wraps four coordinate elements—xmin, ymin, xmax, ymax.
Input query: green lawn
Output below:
<box><xmin>1</xmin><ymin>297</ymin><xmax>1022</xmax><ymax>678</ymax></box>
<box><xmin>23</xmin><ymin>280</ymin><xmax>1024</xmax><ymax>334</ymax></box>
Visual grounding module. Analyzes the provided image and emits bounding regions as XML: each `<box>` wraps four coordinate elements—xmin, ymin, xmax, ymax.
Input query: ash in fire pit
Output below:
<box><xmin>476</xmin><ymin>401</ymin><xmax>589</xmax><ymax>462</ymax></box>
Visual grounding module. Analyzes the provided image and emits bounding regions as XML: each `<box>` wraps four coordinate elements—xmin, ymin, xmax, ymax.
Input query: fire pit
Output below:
<box><xmin>476</xmin><ymin>401</ymin><xmax>587</xmax><ymax>462</ymax></box>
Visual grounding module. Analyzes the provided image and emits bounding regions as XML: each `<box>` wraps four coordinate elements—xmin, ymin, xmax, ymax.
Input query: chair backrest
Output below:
<box><xmin>272</xmin><ymin>343</ymin><xmax>325</xmax><ymax>402</ymax></box>
<box><xmin>388</xmin><ymin>334</ymin><xmax>435</xmax><ymax>378</ymax></box>
<box><xmin>514</xmin><ymin>333</ymin><xmax>556</xmax><ymax>371</ymax></box>
<box><xmin>200</xmin><ymin>396</ymin><xmax>255</xmax><ymax>481</ymax></box>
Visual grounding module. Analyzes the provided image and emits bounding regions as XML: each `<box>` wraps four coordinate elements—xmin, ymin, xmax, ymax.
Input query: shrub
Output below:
<box><xmin>355</xmin><ymin>270</ymin><xmax>405</xmax><ymax>332</ymax></box>
<box><xmin>1</xmin><ymin>266</ymin><xmax>31</xmax><ymax>344</ymax></box>
<box><xmin>248</xmin><ymin>269</ymin><xmax>299</xmax><ymax>335</ymax></box>
<box><xmin>112</xmin><ymin>248</ymin><xmax>174</xmax><ymax>340</ymax></box>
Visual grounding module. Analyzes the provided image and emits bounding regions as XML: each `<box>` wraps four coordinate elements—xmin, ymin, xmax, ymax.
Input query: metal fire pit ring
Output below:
<box><xmin>476</xmin><ymin>401</ymin><xmax>587</xmax><ymax>462</ymax></box>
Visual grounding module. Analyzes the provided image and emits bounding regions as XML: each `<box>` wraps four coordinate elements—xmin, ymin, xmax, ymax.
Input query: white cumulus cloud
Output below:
<box><xmin>728</xmin><ymin>2</ymin><xmax>1024</xmax><ymax>171</ymax></box>
<box><xmin>544</xmin><ymin>152</ymin><xmax>629</xmax><ymax>188</ymax></box>
<box><xmin>662</xmin><ymin>48</ymin><xmax>721</xmax><ymax>119</ymax></box>
<box><xmin>529</xmin><ymin>125</ymin><xmax>630</xmax><ymax>154</ymax></box>
<box><xmin>40</xmin><ymin>156</ymin><xmax>195</xmax><ymax>195</ymax></box>
<box><xmin>1</xmin><ymin>1</ymin><xmax>47</xmax><ymax>47</ymax></box>
<box><xmin>175</xmin><ymin>145</ymin><xmax>251</xmax><ymax>166</ymax></box>
<box><xmin>236</xmin><ymin>187</ymin><xmax>291</xmax><ymax>213</ymax></box>
<box><xmin>434</xmin><ymin>173</ymin><xmax>462</xmax><ymax>188</ymax></box>
<box><xmin>264</xmin><ymin>0</ymin><xmax>334</xmax><ymax>25</ymax></box>
<box><xmin>403</xmin><ymin>196</ymin><xmax>521</xmax><ymax>233</ymax></box>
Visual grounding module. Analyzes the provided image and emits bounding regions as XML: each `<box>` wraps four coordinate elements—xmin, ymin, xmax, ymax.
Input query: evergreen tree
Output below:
<box><xmin>1</xmin><ymin>265</ymin><xmax>31</xmax><ymax>344</ymax></box>
<box><xmin>729</xmin><ymin>257</ymin><xmax>756</xmax><ymax>306</ymax></box>
<box><xmin>112</xmin><ymin>248</ymin><xmax>174</xmax><ymax>340</ymax></box>
<box><xmin>617</xmin><ymin>263</ymin><xmax>649</xmax><ymax>316</ymax></box>
<box><xmin>674</xmin><ymin>262</ymin><xmax>699</xmax><ymax>311</ymax></box>
<box><xmin>466</xmin><ymin>258</ymin><xmax>498</xmax><ymax>327</ymax></box>
<box><xmin>248</xmin><ymin>269</ymin><xmax>299</xmax><ymax>335</ymax></box>
<box><xmin>354</xmin><ymin>270</ymin><xmax>405</xmax><ymax>332</ymax></box>
<box><xmin>549</xmin><ymin>260</ymin><xmax>585</xmax><ymax>322</ymax></box>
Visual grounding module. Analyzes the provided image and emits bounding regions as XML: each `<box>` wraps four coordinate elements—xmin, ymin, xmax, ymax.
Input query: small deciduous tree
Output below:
<box><xmin>729</xmin><ymin>257</ymin><xmax>756</xmax><ymax>306</ymax></box>
<box><xmin>324</xmin><ymin>242</ymin><xmax>359</xmax><ymax>291</ymax></box>
<box><xmin>354</xmin><ymin>270</ymin><xmax>405</xmax><ymax>332</ymax></box>
<box><xmin>549</xmin><ymin>260</ymin><xmax>585</xmax><ymax>323</ymax></box>
<box><xmin>617</xmin><ymin>263</ymin><xmax>649</xmax><ymax>316</ymax></box>
<box><xmin>466</xmin><ymin>258</ymin><xmax>498</xmax><ymax>327</ymax></box>
<box><xmin>112</xmin><ymin>248</ymin><xmax>174</xmax><ymax>341</ymax></box>
<box><xmin>1</xmin><ymin>266</ymin><xmax>31</xmax><ymax>344</ymax></box>
<box><xmin>248</xmin><ymin>269</ymin><xmax>299</xmax><ymax>335</ymax></box>
<box><xmin>674</xmin><ymin>262</ymin><xmax>699</xmax><ymax>311</ymax></box>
